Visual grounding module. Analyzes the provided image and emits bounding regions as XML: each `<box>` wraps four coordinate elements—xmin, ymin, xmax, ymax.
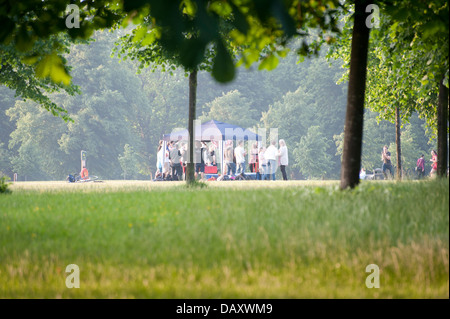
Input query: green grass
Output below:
<box><xmin>0</xmin><ymin>179</ymin><xmax>448</xmax><ymax>298</ymax></box>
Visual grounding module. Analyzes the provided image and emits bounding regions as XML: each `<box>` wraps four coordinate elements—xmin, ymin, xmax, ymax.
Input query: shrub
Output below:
<box><xmin>0</xmin><ymin>175</ymin><xmax>12</xmax><ymax>194</ymax></box>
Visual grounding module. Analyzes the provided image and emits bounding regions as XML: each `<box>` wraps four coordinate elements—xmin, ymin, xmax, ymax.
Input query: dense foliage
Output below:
<box><xmin>0</xmin><ymin>31</ymin><xmax>436</xmax><ymax>181</ymax></box>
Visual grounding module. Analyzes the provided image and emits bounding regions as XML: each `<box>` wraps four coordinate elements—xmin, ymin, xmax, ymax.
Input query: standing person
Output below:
<box><xmin>181</xmin><ymin>142</ymin><xmax>189</xmax><ymax>180</ymax></box>
<box><xmin>206</xmin><ymin>143</ymin><xmax>216</xmax><ymax>166</ymax></box>
<box><xmin>194</xmin><ymin>141</ymin><xmax>206</xmax><ymax>180</ymax></box>
<box><xmin>169</xmin><ymin>142</ymin><xmax>185</xmax><ymax>181</ymax></box>
<box><xmin>258</xmin><ymin>146</ymin><xmax>267</xmax><ymax>180</ymax></box>
<box><xmin>381</xmin><ymin>145</ymin><xmax>394</xmax><ymax>179</ymax></box>
<box><xmin>234</xmin><ymin>140</ymin><xmax>246</xmax><ymax>175</ymax></box>
<box><xmin>430</xmin><ymin>150</ymin><xmax>438</xmax><ymax>178</ymax></box>
<box><xmin>249</xmin><ymin>142</ymin><xmax>259</xmax><ymax>173</ymax></box>
<box><xmin>416</xmin><ymin>154</ymin><xmax>425</xmax><ymax>179</ymax></box>
<box><xmin>359</xmin><ymin>168</ymin><xmax>366</xmax><ymax>180</ymax></box>
<box><xmin>156</xmin><ymin>141</ymin><xmax>164</xmax><ymax>177</ymax></box>
<box><xmin>265</xmin><ymin>140</ymin><xmax>278</xmax><ymax>181</ymax></box>
<box><xmin>224</xmin><ymin>142</ymin><xmax>236</xmax><ymax>176</ymax></box>
<box><xmin>163</xmin><ymin>142</ymin><xmax>171</xmax><ymax>179</ymax></box>
<box><xmin>278</xmin><ymin>139</ymin><xmax>288</xmax><ymax>180</ymax></box>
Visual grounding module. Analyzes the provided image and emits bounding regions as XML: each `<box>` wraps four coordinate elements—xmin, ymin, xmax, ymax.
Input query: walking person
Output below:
<box><xmin>169</xmin><ymin>142</ymin><xmax>185</xmax><ymax>181</ymax></box>
<box><xmin>234</xmin><ymin>140</ymin><xmax>246</xmax><ymax>175</ymax></box>
<box><xmin>265</xmin><ymin>140</ymin><xmax>278</xmax><ymax>181</ymax></box>
<box><xmin>381</xmin><ymin>145</ymin><xmax>394</xmax><ymax>179</ymax></box>
<box><xmin>258</xmin><ymin>146</ymin><xmax>267</xmax><ymax>180</ymax></box>
<box><xmin>278</xmin><ymin>139</ymin><xmax>288</xmax><ymax>180</ymax></box>
<box><xmin>224</xmin><ymin>142</ymin><xmax>236</xmax><ymax>176</ymax></box>
<box><xmin>156</xmin><ymin>141</ymin><xmax>164</xmax><ymax>177</ymax></box>
<box><xmin>249</xmin><ymin>142</ymin><xmax>259</xmax><ymax>173</ymax></box>
<box><xmin>194</xmin><ymin>141</ymin><xmax>206</xmax><ymax>180</ymax></box>
<box><xmin>205</xmin><ymin>143</ymin><xmax>216</xmax><ymax>167</ymax></box>
<box><xmin>430</xmin><ymin>150</ymin><xmax>438</xmax><ymax>178</ymax></box>
<box><xmin>416</xmin><ymin>154</ymin><xmax>425</xmax><ymax>179</ymax></box>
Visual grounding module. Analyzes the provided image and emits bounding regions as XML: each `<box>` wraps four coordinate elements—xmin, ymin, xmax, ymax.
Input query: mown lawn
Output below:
<box><xmin>0</xmin><ymin>179</ymin><xmax>448</xmax><ymax>298</ymax></box>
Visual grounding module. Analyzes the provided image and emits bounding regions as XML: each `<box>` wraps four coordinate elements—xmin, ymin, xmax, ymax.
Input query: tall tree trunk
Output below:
<box><xmin>186</xmin><ymin>70</ymin><xmax>197</xmax><ymax>185</ymax></box>
<box><xmin>437</xmin><ymin>75</ymin><xmax>449</xmax><ymax>177</ymax></box>
<box><xmin>340</xmin><ymin>0</ymin><xmax>371</xmax><ymax>190</ymax></box>
<box><xmin>395</xmin><ymin>106</ymin><xmax>402</xmax><ymax>180</ymax></box>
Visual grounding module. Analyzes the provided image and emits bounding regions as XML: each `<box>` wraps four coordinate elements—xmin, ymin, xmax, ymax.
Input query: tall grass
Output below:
<box><xmin>0</xmin><ymin>179</ymin><xmax>448</xmax><ymax>298</ymax></box>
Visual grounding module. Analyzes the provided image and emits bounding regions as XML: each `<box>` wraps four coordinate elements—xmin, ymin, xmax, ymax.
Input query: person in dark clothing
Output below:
<box><xmin>416</xmin><ymin>154</ymin><xmax>425</xmax><ymax>179</ymax></box>
<box><xmin>169</xmin><ymin>142</ymin><xmax>185</xmax><ymax>181</ymax></box>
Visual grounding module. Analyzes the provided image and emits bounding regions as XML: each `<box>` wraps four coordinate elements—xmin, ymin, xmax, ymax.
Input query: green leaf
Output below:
<box><xmin>21</xmin><ymin>55</ymin><xmax>39</xmax><ymax>65</ymax></box>
<box><xmin>258</xmin><ymin>54</ymin><xmax>279</xmax><ymax>71</ymax></box>
<box><xmin>271</xmin><ymin>0</ymin><xmax>296</xmax><ymax>37</ymax></box>
<box><xmin>15</xmin><ymin>26</ymin><xmax>35</xmax><ymax>52</ymax></box>
<box><xmin>35</xmin><ymin>53</ymin><xmax>71</xmax><ymax>86</ymax></box>
<box><xmin>132</xmin><ymin>27</ymin><xmax>147</xmax><ymax>43</ymax></box>
<box><xmin>422</xmin><ymin>20</ymin><xmax>446</xmax><ymax>38</ymax></box>
<box><xmin>141</xmin><ymin>31</ymin><xmax>158</xmax><ymax>46</ymax></box>
<box><xmin>277</xmin><ymin>48</ymin><xmax>289</xmax><ymax>58</ymax></box>
<box><xmin>180</xmin><ymin>38</ymin><xmax>207</xmax><ymax>70</ymax></box>
<box><xmin>230</xmin><ymin>3</ymin><xmax>249</xmax><ymax>34</ymax></box>
<box><xmin>212</xmin><ymin>39</ymin><xmax>235</xmax><ymax>83</ymax></box>
<box><xmin>0</xmin><ymin>18</ymin><xmax>14</xmax><ymax>43</ymax></box>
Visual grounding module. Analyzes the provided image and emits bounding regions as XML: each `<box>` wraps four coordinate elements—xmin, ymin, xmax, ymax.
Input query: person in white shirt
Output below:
<box><xmin>258</xmin><ymin>146</ymin><xmax>267</xmax><ymax>180</ymax></box>
<box><xmin>156</xmin><ymin>141</ymin><xmax>164</xmax><ymax>176</ymax></box>
<box><xmin>265</xmin><ymin>140</ymin><xmax>278</xmax><ymax>180</ymax></box>
<box><xmin>234</xmin><ymin>140</ymin><xmax>246</xmax><ymax>174</ymax></box>
<box><xmin>278</xmin><ymin>139</ymin><xmax>288</xmax><ymax>180</ymax></box>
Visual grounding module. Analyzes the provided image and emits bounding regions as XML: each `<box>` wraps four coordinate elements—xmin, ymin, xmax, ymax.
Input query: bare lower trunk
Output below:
<box><xmin>340</xmin><ymin>0</ymin><xmax>371</xmax><ymax>189</ymax></box>
<box><xmin>395</xmin><ymin>106</ymin><xmax>402</xmax><ymax>180</ymax></box>
<box><xmin>187</xmin><ymin>70</ymin><xmax>197</xmax><ymax>185</ymax></box>
<box><xmin>437</xmin><ymin>75</ymin><xmax>449</xmax><ymax>178</ymax></box>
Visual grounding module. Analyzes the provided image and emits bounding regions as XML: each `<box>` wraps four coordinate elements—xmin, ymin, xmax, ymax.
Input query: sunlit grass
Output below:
<box><xmin>0</xmin><ymin>179</ymin><xmax>448</xmax><ymax>298</ymax></box>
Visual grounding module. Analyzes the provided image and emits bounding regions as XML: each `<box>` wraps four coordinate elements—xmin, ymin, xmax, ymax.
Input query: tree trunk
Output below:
<box><xmin>395</xmin><ymin>106</ymin><xmax>402</xmax><ymax>180</ymax></box>
<box><xmin>340</xmin><ymin>0</ymin><xmax>371</xmax><ymax>190</ymax></box>
<box><xmin>437</xmin><ymin>75</ymin><xmax>449</xmax><ymax>178</ymax></box>
<box><xmin>186</xmin><ymin>70</ymin><xmax>197</xmax><ymax>185</ymax></box>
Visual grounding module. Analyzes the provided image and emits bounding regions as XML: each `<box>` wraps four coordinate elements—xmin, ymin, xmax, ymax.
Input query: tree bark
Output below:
<box><xmin>395</xmin><ymin>106</ymin><xmax>402</xmax><ymax>180</ymax></box>
<box><xmin>186</xmin><ymin>70</ymin><xmax>197</xmax><ymax>185</ymax></box>
<box><xmin>437</xmin><ymin>75</ymin><xmax>449</xmax><ymax>178</ymax></box>
<box><xmin>340</xmin><ymin>0</ymin><xmax>371</xmax><ymax>189</ymax></box>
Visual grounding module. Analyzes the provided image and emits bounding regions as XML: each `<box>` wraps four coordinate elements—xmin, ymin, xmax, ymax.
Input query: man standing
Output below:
<box><xmin>224</xmin><ymin>142</ymin><xmax>236</xmax><ymax>176</ymax></box>
<box><xmin>265</xmin><ymin>140</ymin><xmax>278</xmax><ymax>181</ymax></box>
<box><xmin>416</xmin><ymin>154</ymin><xmax>425</xmax><ymax>179</ymax></box>
<box><xmin>278</xmin><ymin>139</ymin><xmax>288</xmax><ymax>180</ymax></box>
<box><xmin>169</xmin><ymin>142</ymin><xmax>185</xmax><ymax>181</ymax></box>
<box><xmin>234</xmin><ymin>140</ymin><xmax>246</xmax><ymax>175</ymax></box>
<box><xmin>194</xmin><ymin>141</ymin><xmax>206</xmax><ymax>180</ymax></box>
<box><xmin>381</xmin><ymin>145</ymin><xmax>394</xmax><ymax>179</ymax></box>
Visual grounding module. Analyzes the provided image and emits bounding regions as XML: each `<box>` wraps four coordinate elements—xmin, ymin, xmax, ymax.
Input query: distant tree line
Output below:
<box><xmin>0</xmin><ymin>31</ymin><xmax>436</xmax><ymax>181</ymax></box>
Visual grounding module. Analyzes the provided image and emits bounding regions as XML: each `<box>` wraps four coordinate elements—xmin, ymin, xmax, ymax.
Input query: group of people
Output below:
<box><xmin>156</xmin><ymin>140</ymin><xmax>189</xmax><ymax>181</ymax></box>
<box><xmin>224</xmin><ymin>139</ymin><xmax>289</xmax><ymax>181</ymax></box>
<box><xmin>155</xmin><ymin>139</ymin><xmax>289</xmax><ymax>181</ymax></box>
<box><xmin>415</xmin><ymin>150</ymin><xmax>438</xmax><ymax>179</ymax></box>
<box><xmin>360</xmin><ymin>145</ymin><xmax>439</xmax><ymax>180</ymax></box>
<box><xmin>382</xmin><ymin>145</ymin><xmax>439</xmax><ymax>179</ymax></box>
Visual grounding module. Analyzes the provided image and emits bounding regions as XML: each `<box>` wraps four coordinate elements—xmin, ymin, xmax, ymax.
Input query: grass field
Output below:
<box><xmin>0</xmin><ymin>179</ymin><xmax>448</xmax><ymax>298</ymax></box>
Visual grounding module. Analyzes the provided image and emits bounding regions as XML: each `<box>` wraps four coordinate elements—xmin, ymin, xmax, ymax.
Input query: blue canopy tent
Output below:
<box><xmin>162</xmin><ymin>120</ymin><xmax>263</xmax><ymax>176</ymax></box>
